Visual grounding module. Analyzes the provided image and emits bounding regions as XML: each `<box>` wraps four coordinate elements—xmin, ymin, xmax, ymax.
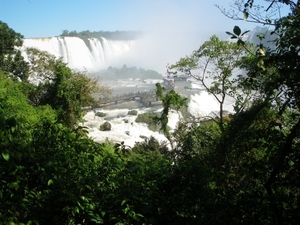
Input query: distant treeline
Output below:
<box><xmin>93</xmin><ymin>65</ymin><xmax>162</xmax><ymax>80</ymax></box>
<box><xmin>59</xmin><ymin>30</ymin><xmax>143</xmax><ymax>40</ymax></box>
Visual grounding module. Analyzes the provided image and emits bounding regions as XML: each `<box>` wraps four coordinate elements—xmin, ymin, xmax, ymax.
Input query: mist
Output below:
<box><xmin>21</xmin><ymin>1</ymin><xmax>250</xmax><ymax>76</ymax></box>
<box><xmin>109</xmin><ymin>30</ymin><xmax>208</xmax><ymax>75</ymax></box>
<box><xmin>99</xmin><ymin>0</ymin><xmax>241</xmax><ymax>75</ymax></box>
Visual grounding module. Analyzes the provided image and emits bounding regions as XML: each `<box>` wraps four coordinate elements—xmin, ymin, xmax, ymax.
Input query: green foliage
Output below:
<box><xmin>127</xmin><ymin>109</ymin><xmax>138</xmax><ymax>115</ymax></box>
<box><xmin>0</xmin><ymin>20</ymin><xmax>29</xmax><ymax>81</ymax></box>
<box><xmin>173</xmin><ymin>119</ymin><xmax>222</xmax><ymax>161</ymax></box>
<box><xmin>95</xmin><ymin>111</ymin><xmax>106</xmax><ymax>117</ymax></box>
<box><xmin>0</xmin><ymin>76</ymin><xmax>158</xmax><ymax>223</ymax></box>
<box><xmin>24</xmin><ymin>47</ymin><xmax>111</xmax><ymax>127</ymax></box>
<box><xmin>0</xmin><ymin>21</ymin><xmax>23</xmax><ymax>56</ymax></box>
<box><xmin>133</xmin><ymin>136</ymin><xmax>169</xmax><ymax>155</ymax></box>
<box><xmin>109</xmin><ymin>145</ymin><xmax>172</xmax><ymax>224</ymax></box>
<box><xmin>155</xmin><ymin>83</ymin><xmax>187</xmax><ymax>148</ymax></box>
<box><xmin>169</xmin><ymin>35</ymin><xmax>251</xmax><ymax>131</ymax></box>
<box><xmin>1</xmin><ymin>5</ymin><xmax>300</xmax><ymax>223</ymax></box>
<box><xmin>220</xmin><ymin>1</ymin><xmax>300</xmax><ymax>223</ymax></box>
<box><xmin>135</xmin><ymin>112</ymin><xmax>159</xmax><ymax>131</ymax></box>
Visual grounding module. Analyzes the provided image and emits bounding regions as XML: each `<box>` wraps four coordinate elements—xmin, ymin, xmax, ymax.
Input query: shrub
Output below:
<box><xmin>128</xmin><ymin>110</ymin><xmax>138</xmax><ymax>115</ymax></box>
<box><xmin>135</xmin><ymin>112</ymin><xmax>160</xmax><ymax>132</ymax></box>
<box><xmin>95</xmin><ymin>111</ymin><xmax>106</xmax><ymax>117</ymax></box>
<box><xmin>140</xmin><ymin>135</ymin><xmax>148</xmax><ymax>140</ymax></box>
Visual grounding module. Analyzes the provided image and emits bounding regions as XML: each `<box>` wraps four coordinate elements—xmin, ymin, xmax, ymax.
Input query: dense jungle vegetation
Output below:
<box><xmin>0</xmin><ymin>0</ymin><xmax>299</xmax><ymax>224</ymax></box>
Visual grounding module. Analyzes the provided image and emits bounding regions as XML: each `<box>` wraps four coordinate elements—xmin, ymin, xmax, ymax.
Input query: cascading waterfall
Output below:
<box><xmin>21</xmin><ymin>37</ymin><xmax>134</xmax><ymax>71</ymax></box>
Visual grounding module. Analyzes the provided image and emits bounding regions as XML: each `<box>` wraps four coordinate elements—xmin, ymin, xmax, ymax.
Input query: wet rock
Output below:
<box><xmin>100</xmin><ymin>121</ymin><xmax>112</xmax><ymax>131</ymax></box>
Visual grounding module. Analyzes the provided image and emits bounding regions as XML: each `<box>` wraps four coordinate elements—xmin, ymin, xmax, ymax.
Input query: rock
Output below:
<box><xmin>100</xmin><ymin>121</ymin><xmax>112</xmax><ymax>131</ymax></box>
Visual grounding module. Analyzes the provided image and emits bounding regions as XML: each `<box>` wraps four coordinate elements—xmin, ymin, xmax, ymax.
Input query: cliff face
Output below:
<box><xmin>21</xmin><ymin>37</ymin><xmax>135</xmax><ymax>71</ymax></box>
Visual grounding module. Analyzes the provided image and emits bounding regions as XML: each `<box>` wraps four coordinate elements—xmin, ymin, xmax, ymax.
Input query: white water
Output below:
<box><xmin>83</xmin><ymin>108</ymin><xmax>179</xmax><ymax>148</ymax></box>
<box><xmin>82</xmin><ymin>79</ymin><xmax>233</xmax><ymax>148</ymax></box>
<box><xmin>188</xmin><ymin>92</ymin><xmax>220</xmax><ymax>118</ymax></box>
<box><xmin>21</xmin><ymin>37</ymin><xmax>235</xmax><ymax>147</ymax></box>
<box><xmin>22</xmin><ymin>37</ymin><xmax>134</xmax><ymax>71</ymax></box>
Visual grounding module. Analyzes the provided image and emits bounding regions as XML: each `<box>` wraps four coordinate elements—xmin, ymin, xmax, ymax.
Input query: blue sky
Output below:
<box><xmin>1</xmin><ymin>0</ymin><xmax>258</xmax><ymax>38</ymax></box>
<box><xmin>0</xmin><ymin>0</ymin><xmax>291</xmax><ymax>73</ymax></box>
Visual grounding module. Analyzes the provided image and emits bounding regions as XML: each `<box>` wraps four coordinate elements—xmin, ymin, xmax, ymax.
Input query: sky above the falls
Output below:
<box><xmin>1</xmin><ymin>0</ymin><xmax>258</xmax><ymax>38</ymax></box>
<box><xmin>1</xmin><ymin>0</ymin><xmax>290</xmax><ymax>74</ymax></box>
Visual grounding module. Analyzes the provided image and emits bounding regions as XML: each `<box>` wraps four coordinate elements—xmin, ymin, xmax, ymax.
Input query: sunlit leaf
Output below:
<box><xmin>2</xmin><ymin>152</ymin><xmax>9</xmax><ymax>161</ymax></box>
<box><xmin>47</xmin><ymin>179</ymin><xmax>53</xmax><ymax>186</ymax></box>
<box><xmin>11</xmin><ymin>126</ymin><xmax>15</xmax><ymax>133</ymax></box>
<box><xmin>259</xmin><ymin>47</ymin><xmax>265</xmax><ymax>56</ymax></box>
<box><xmin>257</xmin><ymin>59</ymin><xmax>266</xmax><ymax>70</ymax></box>
<box><xmin>8</xmin><ymin>182</ymin><xmax>19</xmax><ymax>189</ymax></box>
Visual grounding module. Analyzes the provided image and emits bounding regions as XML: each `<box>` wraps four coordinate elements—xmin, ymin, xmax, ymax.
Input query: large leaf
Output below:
<box><xmin>225</xmin><ymin>31</ymin><xmax>235</xmax><ymax>36</ymax></box>
<box><xmin>47</xmin><ymin>179</ymin><xmax>54</xmax><ymax>186</ymax></box>
<box><xmin>233</xmin><ymin>26</ymin><xmax>241</xmax><ymax>36</ymax></box>
<box><xmin>2</xmin><ymin>152</ymin><xmax>9</xmax><ymax>161</ymax></box>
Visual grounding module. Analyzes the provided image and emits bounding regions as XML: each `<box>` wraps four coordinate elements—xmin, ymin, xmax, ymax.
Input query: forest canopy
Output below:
<box><xmin>1</xmin><ymin>0</ymin><xmax>300</xmax><ymax>223</ymax></box>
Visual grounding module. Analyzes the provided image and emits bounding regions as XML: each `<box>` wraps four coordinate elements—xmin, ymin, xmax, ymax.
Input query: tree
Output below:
<box><xmin>24</xmin><ymin>47</ymin><xmax>112</xmax><ymax>127</ymax></box>
<box><xmin>0</xmin><ymin>73</ymin><xmax>56</xmax><ymax>224</ymax></box>
<box><xmin>168</xmin><ymin>35</ymin><xmax>250</xmax><ymax>131</ymax></box>
<box><xmin>216</xmin><ymin>0</ymin><xmax>294</xmax><ymax>26</ymax></box>
<box><xmin>0</xmin><ymin>21</ymin><xmax>29</xmax><ymax>81</ymax></box>
<box><xmin>218</xmin><ymin>1</ymin><xmax>300</xmax><ymax>224</ymax></box>
<box><xmin>0</xmin><ymin>21</ymin><xmax>23</xmax><ymax>58</ymax></box>
<box><xmin>155</xmin><ymin>83</ymin><xmax>187</xmax><ymax>149</ymax></box>
<box><xmin>217</xmin><ymin>1</ymin><xmax>299</xmax><ymax>108</ymax></box>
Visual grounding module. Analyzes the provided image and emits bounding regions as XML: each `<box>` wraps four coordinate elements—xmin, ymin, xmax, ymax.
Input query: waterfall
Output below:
<box><xmin>22</xmin><ymin>37</ymin><xmax>134</xmax><ymax>71</ymax></box>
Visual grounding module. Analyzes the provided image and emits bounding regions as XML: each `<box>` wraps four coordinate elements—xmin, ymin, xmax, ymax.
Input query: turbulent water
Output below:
<box><xmin>21</xmin><ymin>36</ymin><xmax>234</xmax><ymax>147</ymax></box>
<box><xmin>22</xmin><ymin>37</ymin><xmax>134</xmax><ymax>71</ymax></box>
<box><xmin>83</xmin><ymin>79</ymin><xmax>231</xmax><ymax>148</ymax></box>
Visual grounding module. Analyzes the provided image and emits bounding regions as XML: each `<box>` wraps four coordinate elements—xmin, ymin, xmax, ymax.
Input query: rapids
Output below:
<box><xmin>82</xmin><ymin>79</ymin><xmax>230</xmax><ymax>148</ymax></box>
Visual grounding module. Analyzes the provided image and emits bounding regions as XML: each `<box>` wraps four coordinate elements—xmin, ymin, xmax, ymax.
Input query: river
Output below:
<box><xmin>83</xmin><ymin>78</ymin><xmax>229</xmax><ymax>148</ymax></box>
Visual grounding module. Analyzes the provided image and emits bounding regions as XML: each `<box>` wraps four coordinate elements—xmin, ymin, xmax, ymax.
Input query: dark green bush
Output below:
<box><xmin>140</xmin><ymin>135</ymin><xmax>148</xmax><ymax>140</ymax></box>
<box><xmin>135</xmin><ymin>112</ymin><xmax>160</xmax><ymax>132</ymax></box>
